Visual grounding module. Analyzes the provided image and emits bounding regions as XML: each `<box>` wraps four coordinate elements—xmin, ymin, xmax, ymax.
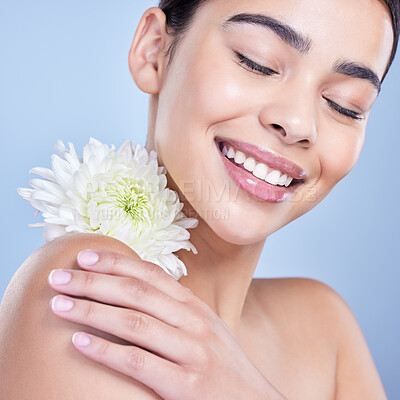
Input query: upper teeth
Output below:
<box><xmin>222</xmin><ymin>144</ymin><xmax>294</xmax><ymax>187</ymax></box>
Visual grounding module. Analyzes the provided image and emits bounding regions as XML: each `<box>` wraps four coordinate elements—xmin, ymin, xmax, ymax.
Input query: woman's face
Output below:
<box><xmin>151</xmin><ymin>0</ymin><xmax>393</xmax><ymax>245</ymax></box>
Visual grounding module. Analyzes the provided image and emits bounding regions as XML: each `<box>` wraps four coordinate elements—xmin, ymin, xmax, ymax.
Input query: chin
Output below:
<box><xmin>195</xmin><ymin>199</ymin><xmax>292</xmax><ymax>246</ymax></box>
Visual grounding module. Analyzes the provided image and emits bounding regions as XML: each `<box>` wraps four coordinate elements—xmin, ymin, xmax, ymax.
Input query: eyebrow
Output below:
<box><xmin>222</xmin><ymin>13</ymin><xmax>312</xmax><ymax>54</ymax></box>
<box><xmin>222</xmin><ymin>13</ymin><xmax>381</xmax><ymax>92</ymax></box>
<box><xmin>333</xmin><ymin>60</ymin><xmax>381</xmax><ymax>93</ymax></box>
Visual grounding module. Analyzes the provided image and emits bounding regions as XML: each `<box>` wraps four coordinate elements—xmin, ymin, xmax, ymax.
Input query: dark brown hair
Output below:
<box><xmin>158</xmin><ymin>0</ymin><xmax>400</xmax><ymax>82</ymax></box>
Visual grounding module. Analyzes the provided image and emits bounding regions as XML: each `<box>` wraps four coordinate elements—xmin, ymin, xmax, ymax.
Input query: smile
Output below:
<box><xmin>215</xmin><ymin>138</ymin><xmax>305</xmax><ymax>203</ymax></box>
<box><xmin>222</xmin><ymin>143</ymin><xmax>294</xmax><ymax>187</ymax></box>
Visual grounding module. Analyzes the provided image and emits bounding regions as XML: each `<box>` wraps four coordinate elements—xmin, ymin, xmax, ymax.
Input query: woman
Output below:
<box><xmin>0</xmin><ymin>0</ymin><xmax>398</xmax><ymax>398</ymax></box>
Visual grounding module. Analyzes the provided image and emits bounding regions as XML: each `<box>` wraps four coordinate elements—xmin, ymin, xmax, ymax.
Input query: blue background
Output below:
<box><xmin>1</xmin><ymin>0</ymin><xmax>399</xmax><ymax>397</ymax></box>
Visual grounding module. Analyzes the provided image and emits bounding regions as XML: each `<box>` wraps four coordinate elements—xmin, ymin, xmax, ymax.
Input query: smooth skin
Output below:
<box><xmin>47</xmin><ymin>248</ymin><xmax>284</xmax><ymax>400</ymax></box>
<box><xmin>0</xmin><ymin>0</ymin><xmax>393</xmax><ymax>398</ymax></box>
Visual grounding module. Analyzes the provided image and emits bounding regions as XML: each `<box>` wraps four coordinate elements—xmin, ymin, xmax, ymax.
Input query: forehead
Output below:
<box><xmin>189</xmin><ymin>0</ymin><xmax>394</xmax><ymax>79</ymax></box>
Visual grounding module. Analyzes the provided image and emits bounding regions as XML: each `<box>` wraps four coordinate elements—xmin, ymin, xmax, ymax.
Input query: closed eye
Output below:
<box><xmin>234</xmin><ymin>51</ymin><xmax>278</xmax><ymax>76</ymax></box>
<box><xmin>323</xmin><ymin>97</ymin><xmax>363</xmax><ymax>121</ymax></box>
<box><xmin>234</xmin><ymin>51</ymin><xmax>363</xmax><ymax>121</ymax></box>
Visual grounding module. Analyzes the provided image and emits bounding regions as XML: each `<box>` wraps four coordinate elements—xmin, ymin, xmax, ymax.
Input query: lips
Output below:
<box><xmin>214</xmin><ymin>137</ymin><xmax>306</xmax><ymax>203</ymax></box>
<box><xmin>215</xmin><ymin>137</ymin><xmax>307</xmax><ymax>181</ymax></box>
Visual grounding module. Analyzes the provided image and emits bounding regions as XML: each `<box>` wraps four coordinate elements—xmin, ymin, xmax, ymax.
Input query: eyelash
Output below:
<box><xmin>234</xmin><ymin>51</ymin><xmax>363</xmax><ymax>121</ymax></box>
<box><xmin>323</xmin><ymin>97</ymin><xmax>363</xmax><ymax>121</ymax></box>
<box><xmin>234</xmin><ymin>51</ymin><xmax>278</xmax><ymax>76</ymax></box>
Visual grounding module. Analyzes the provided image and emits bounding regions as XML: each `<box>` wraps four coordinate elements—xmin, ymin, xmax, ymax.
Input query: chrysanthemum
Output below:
<box><xmin>17</xmin><ymin>137</ymin><xmax>198</xmax><ymax>280</ymax></box>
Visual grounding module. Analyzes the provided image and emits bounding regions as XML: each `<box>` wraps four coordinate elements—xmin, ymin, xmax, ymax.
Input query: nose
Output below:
<box><xmin>258</xmin><ymin>80</ymin><xmax>318</xmax><ymax>147</ymax></box>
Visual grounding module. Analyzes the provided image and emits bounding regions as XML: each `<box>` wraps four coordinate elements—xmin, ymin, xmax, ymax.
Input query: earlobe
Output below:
<box><xmin>128</xmin><ymin>7</ymin><xmax>167</xmax><ymax>94</ymax></box>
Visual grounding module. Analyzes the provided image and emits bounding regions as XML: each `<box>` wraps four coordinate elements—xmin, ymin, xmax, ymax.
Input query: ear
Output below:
<box><xmin>128</xmin><ymin>7</ymin><xmax>168</xmax><ymax>94</ymax></box>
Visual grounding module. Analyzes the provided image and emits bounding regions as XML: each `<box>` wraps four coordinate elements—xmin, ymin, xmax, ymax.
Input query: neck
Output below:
<box><xmin>145</xmin><ymin>100</ymin><xmax>266</xmax><ymax>337</ymax></box>
<box><xmin>173</xmin><ymin>186</ymin><xmax>266</xmax><ymax>337</ymax></box>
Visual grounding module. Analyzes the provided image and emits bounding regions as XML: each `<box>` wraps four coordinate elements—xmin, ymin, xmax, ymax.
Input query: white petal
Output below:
<box><xmin>63</xmin><ymin>142</ymin><xmax>82</xmax><ymax>172</ymax></box>
<box><xmin>20</xmin><ymin>137</ymin><xmax>197</xmax><ymax>278</ymax></box>
<box><xmin>28</xmin><ymin>179</ymin><xmax>66</xmax><ymax>200</ymax></box>
<box><xmin>29</xmin><ymin>167</ymin><xmax>57</xmax><ymax>182</ymax></box>
<box><xmin>51</xmin><ymin>155</ymin><xmax>75</xmax><ymax>189</ymax></box>
<box><xmin>73</xmin><ymin>170</ymin><xmax>90</xmax><ymax>198</ymax></box>
<box><xmin>28</xmin><ymin>222</ymin><xmax>45</xmax><ymax>228</ymax></box>
<box><xmin>64</xmin><ymin>224</ymin><xmax>88</xmax><ymax>233</ymax></box>
<box><xmin>116</xmin><ymin>140</ymin><xmax>134</xmax><ymax>161</ymax></box>
<box><xmin>174</xmin><ymin>215</ymin><xmax>199</xmax><ymax>229</ymax></box>
<box><xmin>54</xmin><ymin>138</ymin><xmax>68</xmax><ymax>159</ymax></box>
<box><xmin>133</xmin><ymin>144</ymin><xmax>149</xmax><ymax>165</ymax></box>
<box><xmin>28</xmin><ymin>198</ymin><xmax>54</xmax><ymax>213</ymax></box>
<box><xmin>148</xmin><ymin>253</ymin><xmax>187</xmax><ymax>280</ymax></box>
<box><xmin>83</xmin><ymin>138</ymin><xmax>114</xmax><ymax>164</ymax></box>
<box><xmin>16</xmin><ymin>187</ymin><xmax>33</xmax><ymax>201</ymax></box>
<box><xmin>31</xmin><ymin>189</ymin><xmax>63</xmax><ymax>205</ymax></box>
<box><xmin>43</xmin><ymin>223</ymin><xmax>67</xmax><ymax>242</ymax></box>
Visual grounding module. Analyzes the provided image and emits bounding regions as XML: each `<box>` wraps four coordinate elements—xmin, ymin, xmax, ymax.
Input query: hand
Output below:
<box><xmin>47</xmin><ymin>249</ymin><xmax>286</xmax><ymax>400</ymax></box>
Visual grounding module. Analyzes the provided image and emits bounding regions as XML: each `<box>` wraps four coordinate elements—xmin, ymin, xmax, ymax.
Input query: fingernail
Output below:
<box><xmin>50</xmin><ymin>295</ymin><xmax>74</xmax><ymax>311</ymax></box>
<box><xmin>78</xmin><ymin>250</ymin><xmax>99</xmax><ymax>266</ymax></box>
<box><xmin>72</xmin><ymin>332</ymin><xmax>91</xmax><ymax>347</ymax></box>
<box><xmin>48</xmin><ymin>270</ymin><xmax>72</xmax><ymax>285</ymax></box>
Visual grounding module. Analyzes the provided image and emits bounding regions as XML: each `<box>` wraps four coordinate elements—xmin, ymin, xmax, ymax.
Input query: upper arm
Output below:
<box><xmin>329</xmin><ymin>285</ymin><xmax>387</xmax><ymax>400</ymax></box>
<box><xmin>294</xmin><ymin>278</ymin><xmax>387</xmax><ymax>399</ymax></box>
<box><xmin>258</xmin><ymin>277</ymin><xmax>387</xmax><ymax>399</ymax></box>
<box><xmin>0</xmin><ymin>233</ymin><xmax>161</xmax><ymax>400</ymax></box>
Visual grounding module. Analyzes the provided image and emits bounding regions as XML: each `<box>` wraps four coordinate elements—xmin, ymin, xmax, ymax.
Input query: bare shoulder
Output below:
<box><xmin>0</xmin><ymin>233</ymin><xmax>161</xmax><ymax>400</ymax></box>
<box><xmin>250</xmin><ymin>277</ymin><xmax>387</xmax><ymax>400</ymax></box>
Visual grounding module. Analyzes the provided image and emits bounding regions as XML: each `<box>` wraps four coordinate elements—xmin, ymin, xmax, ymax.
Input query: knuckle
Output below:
<box><xmin>145</xmin><ymin>262</ymin><xmax>164</xmax><ymax>281</ymax></box>
<box><xmin>83</xmin><ymin>300</ymin><xmax>95</xmax><ymax>321</ymax></box>
<box><xmin>125</xmin><ymin>278</ymin><xmax>149</xmax><ymax>298</ymax></box>
<box><xmin>95</xmin><ymin>340</ymin><xmax>110</xmax><ymax>357</ymax></box>
<box><xmin>83</xmin><ymin>271</ymin><xmax>96</xmax><ymax>289</ymax></box>
<box><xmin>193</xmin><ymin>317</ymin><xmax>211</xmax><ymax>338</ymax></box>
<box><xmin>127</xmin><ymin>348</ymin><xmax>146</xmax><ymax>370</ymax></box>
<box><xmin>185</xmin><ymin>370</ymin><xmax>203</xmax><ymax>391</ymax></box>
<box><xmin>192</xmin><ymin>344</ymin><xmax>211</xmax><ymax>368</ymax></box>
<box><xmin>108</xmin><ymin>252</ymin><xmax>122</xmax><ymax>270</ymax></box>
<box><xmin>126</xmin><ymin>312</ymin><xmax>148</xmax><ymax>332</ymax></box>
<box><xmin>182</xmin><ymin>288</ymin><xmax>196</xmax><ymax>304</ymax></box>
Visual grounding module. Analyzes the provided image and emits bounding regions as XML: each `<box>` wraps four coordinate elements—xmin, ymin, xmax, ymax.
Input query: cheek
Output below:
<box><xmin>154</xmin><ymin>48</ymin><xmax>255</xmax><ymax>189</ymax></box>
<box><xmin>155</xmin><ymin>52</ymin><xmax>245</xmax><ymax>156</ymax></box>
<box><xmin>184</xmin><ymin>60</ymin><xmax>251</xmax><ymax>128</ymax></box>
<box><xmin>319</xmin><ymin>127</ymin><xmax>365</xmax><ymax>188</ymax></box>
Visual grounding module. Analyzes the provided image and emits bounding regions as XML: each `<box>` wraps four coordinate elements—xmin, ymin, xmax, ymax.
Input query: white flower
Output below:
<box><xmin>17</xmin><ymin>137</ymin><xmax>198</xmax><ymax>280</ymax></box>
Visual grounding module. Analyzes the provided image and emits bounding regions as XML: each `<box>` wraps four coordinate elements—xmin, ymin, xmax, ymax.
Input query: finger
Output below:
<box><xmin>50</xmin><ymin>295</ymin><xmax>195</xmax><ymax>364</ymax></box>
<box><xmin>76</xmin><ymin>249</ymin><xmax>190</xmax><ymax>302</ymax></box>
<box><xmin>71</xmin><ymin>331</ymin><xmax>186</xmax><ymax>400</ymax></box>
<box><xmin>48</xmin><ymin>269</ymin><xmax>191</xmax><ymax>327</ymax></box>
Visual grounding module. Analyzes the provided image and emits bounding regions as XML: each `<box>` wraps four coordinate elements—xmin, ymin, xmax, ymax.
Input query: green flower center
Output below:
<box><xmin>115</xmin><ymin>182</ymin><xmax>151</xmax><ymax>225</ymax></box>
<box><xmin>88</xmin><ymin>176</ymin><xmax>154</xmax><ymax>230</ymax></box>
